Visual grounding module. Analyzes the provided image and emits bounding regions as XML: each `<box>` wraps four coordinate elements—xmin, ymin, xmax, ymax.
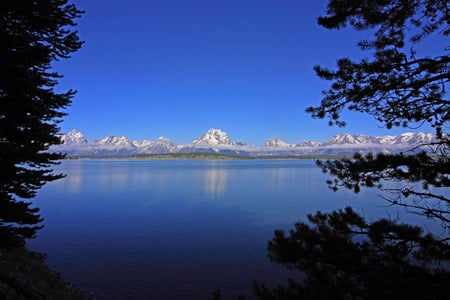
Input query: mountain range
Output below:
<box><xmin>52</xmin><ymin>128</ymin><xmax>438</xmax><ymax>157</ymax></box>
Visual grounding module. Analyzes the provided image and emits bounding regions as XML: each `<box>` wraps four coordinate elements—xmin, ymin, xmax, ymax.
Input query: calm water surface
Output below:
<box><xmin>27</xmin><ymin>159</ymin><xmax>414</xmax><ymax>299</ymax></box>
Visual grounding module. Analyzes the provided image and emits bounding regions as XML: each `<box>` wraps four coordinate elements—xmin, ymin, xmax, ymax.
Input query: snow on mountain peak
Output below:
<box><xmin>191</xmin><ymin>128</ymin><xmax>237</xmax><ymax>146</ymax></box>
<box><xmin>324</xmin><ymin>133</ymin><xmax>379</xmax><ymax>145</ymax></box>
<box><xmin>53</xmin><ymin>129</ymin><xmax>439</xmax><ymax>157</ymax></box>
<box><xmin>395</xmin><ymin>132</ymin><xmax>436</xmax><ymax>144</ymax></box>
<box><xmin>133</xmin><ymin>136</ymin><xmax>177</xmax><ymax>153</ymax></box>
<box><xmin>264</xmin><ymin>138</ymin><xmax>293</xmax><ymax>148</ymax></box>
<box><xmin>325</xmin><ymin>133</ymin><xmax>360</xmax><ymax>145</ymax></box>
<box><xmin>98</xmin><ymin>135</ymin><xmax>134</xmax><ymax>147</ymax></box>
<box><xmin>60</xmin><ymin>129</ymin><xmax>87</xmax><ymax>144</ymax></box>
<box><xmin>296</xmin><ymin>140</ymin><xmax>321</xmax><ymax>147</ymax></box>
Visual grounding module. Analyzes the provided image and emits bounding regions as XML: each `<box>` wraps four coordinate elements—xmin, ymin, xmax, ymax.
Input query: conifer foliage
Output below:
<box><xmin>251</xmin><ymin>1</ymin><xmax>449</xmax><ymax>299</ymax></box>
<box><xmin>308</xmin><ymin>0</ymin><xmax>449</xmax><ymax>134</ymax></box>
<box><xmin>0</xmin><ymin>0</ymin><xmax>83</xmax><ymax>248</ymax></box>
<box><xmin>307</xmin><ymin>0</ymin><xmax>450</xmax><ymax>225</ymax></box>
<box><xmin>305</xmin><ymin>0</ymin><xmax>449</xmax><ymax>225</ymax></box>
<box><xmin>254</xmin><ymin>207</ymin><xmax>450</xmax><ymax>300</ymax></box>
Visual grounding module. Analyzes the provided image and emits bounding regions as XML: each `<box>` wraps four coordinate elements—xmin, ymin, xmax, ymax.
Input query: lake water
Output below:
<box><xmin>27</xmin><ymin>159</ymin><xmax>425</xmax><ymax>299</ymax></box>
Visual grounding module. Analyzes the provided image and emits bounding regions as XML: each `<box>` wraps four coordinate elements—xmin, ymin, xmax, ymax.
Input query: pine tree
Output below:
<box><xmin>0</xmin><ymin>0</ymin><xmax>83</xmax><ymax>248</ymax></box>
<box><xmin>250</xmin><ymin>1</ymin><xmax>449</xmax><ymax>299</ymax></box>
<box><xmin>305</xmin><ymin>0</ymin><xmax>449</xmax><ymax>223</ymax></box>
<box><xmin>254</xmin><ymin>208</ymin><xmax>450</xmax><ymax>300</ymax></box>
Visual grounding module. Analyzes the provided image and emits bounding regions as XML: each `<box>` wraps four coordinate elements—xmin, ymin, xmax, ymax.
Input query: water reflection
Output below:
<box><xmin>32</xmin><ymin>159</ymin><xmax>428</xmax><ymax>300</ymax></box>
<box><xmin>29</xmin><ymin>194</ymin><xmax>288</xmax><ymax>300</ymax></box>
<box><xmin>266</xmin><ymin>165</ymin><xmax>291</xmax><ymax>191</ymax></box>
<box><xmin>56</xmin><ymin>165</ymin><xmax>83</xmax><ymax>192</ymax></box>
<box><xmin>201</xmin><ymin>167</ymin><xmax>229</xmax><ymax>198</ymax></box>
<box><xmin>49</xmin><ymin>161</ymin><xmax>106</xmax><ymax>192</ymax></box>
<box><xmin>52</xmin><ymin>161</ymin><xmax>175</xmax><ymax>193</ymax></box>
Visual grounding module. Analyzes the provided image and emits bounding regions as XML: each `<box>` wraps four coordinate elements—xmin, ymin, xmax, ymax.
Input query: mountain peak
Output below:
<box><xmin>53</xmin><ymin>130</ymin><xmax>438</xmax><ymax>157</ymax></box>
<box><xmin>324</xmin><ymin>133</ymin><xmax>376</xmax><ymax>145</ymax></box>
<box><xmin>98</xmin><ymin>135</ymin><xmax>134</xmax><ymax>147</ymax></box>
<box><xmin>264</xmin><ymin>138</ymin><xmax>293</xmax><ymax>148</ymax></box>
<box><xmin>191</xmin><ymin>128</ymin><xmax>237</xmax><ymax>146</ymax></box>
<box><xmin>60</xmin><ymin>129</ymin><xmax>87</xmax><ymax>144</ymax></box>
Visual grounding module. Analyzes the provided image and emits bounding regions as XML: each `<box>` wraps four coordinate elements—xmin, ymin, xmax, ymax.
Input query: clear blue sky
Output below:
<box><xmin>54</xmin><ymin>0</ymin><xmax>433</xmax><ymax>145</ymax></box>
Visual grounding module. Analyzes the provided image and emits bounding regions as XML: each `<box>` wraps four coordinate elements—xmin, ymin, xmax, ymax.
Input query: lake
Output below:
<box><xmin>27</xmin><ymin>159</ymin><xmax>422</xmax><ymax>299</ymax></box>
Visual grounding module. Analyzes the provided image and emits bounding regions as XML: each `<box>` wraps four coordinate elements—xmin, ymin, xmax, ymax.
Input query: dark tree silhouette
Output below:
<box><xmin>246</xmin><ymin>1</ymin><xmax>449</xmax><ymax>299</ymax></box>
<box><xmin>0</xmin><ymin>0</ymin><xmax>83</xmax><ymax>248</ymax></box>
<box><xmin>306</xmin><ymin>0</ymin><xmax>449</xmax><ymax>225</ymax></box>
<box><xmin>254</xmin><ymin>208</ymin><xmax>450</xmax><ymax>300</ymax></box>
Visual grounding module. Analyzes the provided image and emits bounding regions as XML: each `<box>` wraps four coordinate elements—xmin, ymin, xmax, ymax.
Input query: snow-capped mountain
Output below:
<box><xmin>53</xmin><ymin>129</ymin><xmax>439</xmax><ymax>157</ymax></box>
<box><xmin>191</xmin><ymin>128</ymin><xmax>238</xmax><ymax>146</ymax></box>
<box><xmin>181</xmin><ymin>129</ymin><xmax>248</xmax><ymax>154</ymax></box>
<box><xmin>264</xmin><ymin>138</ymin><xmax>294</xmax><ymax>148</ymax></box>
<box><xmin>98</xmin><ymin>136</ymin><xmax>135</xmax><ymax>148</ymax></box>
<box><xmin>323</xmin><ymin>133</ymin><xmax>379</xmax><ymax>146</ymax></box>
<box><xmin>133</xmin><ymin>137</ymin><xmax>177</xmax><ymax>154</ymax></box>
<box><xmin>322</xmin><ymin>133</ymin><xmax>437</xmax><ymax>146</ymax></box>
<box><xmin>394</xmin><ymin>132</ymin><xmax>436</xmax><ymax>145</ymax></box>
<box><xmin>59</xmin><ymin>129</ymin><xmax>87</xmax><ymax>144</ymax></box>
<box><xmin>55</xmin><ymin>131</ymin><xmax>176</xmax><ymax>156</ymax></box>
<box><xmin>296</xmin><ymin>140</ymin><xmax>321</xmax><ymax>147</ymax></box>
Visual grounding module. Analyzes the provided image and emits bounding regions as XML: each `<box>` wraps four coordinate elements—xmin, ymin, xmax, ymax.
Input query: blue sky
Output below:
<box><xmin>55</xmin><ymin>0</ymin><xmax>433</xmax><ymax>145</ymax></box>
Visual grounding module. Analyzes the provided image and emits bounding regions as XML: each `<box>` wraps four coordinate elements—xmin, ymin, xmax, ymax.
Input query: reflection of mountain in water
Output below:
<box><xmin>51</xmin><ymin>165</ymin><xmax>83</xmax><ymax>193</ymax></box>
<box><xmin>266</xmin><ymin>167</ymin><xmax>290</xmax><ymax>191</ymax></box>
<box><xmin>202</xmin><ymin>167</ymin><xmax>229</xmax><ymax>198</ymax></box>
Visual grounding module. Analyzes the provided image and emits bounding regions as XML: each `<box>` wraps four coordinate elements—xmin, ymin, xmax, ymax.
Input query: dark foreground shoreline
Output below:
<box><xmin>0</xmin><ymin>247</ymin><xmax>94</xmax><ymax>300</ymax></box>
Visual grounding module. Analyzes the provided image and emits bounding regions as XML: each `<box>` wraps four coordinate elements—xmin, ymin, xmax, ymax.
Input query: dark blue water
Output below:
<box><xmin>27</xmin><ymin>159</ymin><xmax>419</xmax><ymax>299</ymax></box>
